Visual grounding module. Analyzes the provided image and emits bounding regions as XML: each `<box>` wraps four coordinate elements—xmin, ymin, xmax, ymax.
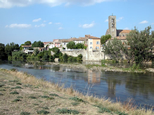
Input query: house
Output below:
<box><xmin>53</xmin><ymin>39</ymin><xmax>61</xmax><ymax>48</ymax></box>
<box><xmin>22</xmin><ymin>45</ymin><xmax>32</xmax><ymax>50</ymax></box>
<box><xmin>60</xmin><ymin>39</ymin><xmax>70</xmax><ymax>49</ymax></box>
<box><xmin>48</xmin><ymin>42</ymin><xmax>55</xmax><ymax>49</ymax></box>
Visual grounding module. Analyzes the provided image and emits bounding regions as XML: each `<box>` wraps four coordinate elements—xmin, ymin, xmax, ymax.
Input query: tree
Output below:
<box><xmin>24</xmin><ymin>41</ymin><xmax>31</xmax><ymax>45</ymax></box>
<box><xmin>33</xmin><ymin>49</ymin><xmax>39</xmax><ymax>56</ymax></box>
<box><xmin>126</xmin><ymin>26</ymin><xmax>154</xmax><ymax>64</ymax></box>
<box><xmin>5</xmin><ymin>42</ymin><xmax>20</xmax><ymax>56</ymax></box>
<box><xmin>51</xmin><ymin>47</ymin><xmax>62</xmax><ymax>58</ymax></box>
<box><xmin>67</xmin><ymin>41</ymin><xmax>75</xmax><ymax>49</ymax></box>
<box><xmin>0</xmin><ymin>43</ymin><xmax>6</xmax><ymax>60</ymax></box>
<box><xmin>76</xmin><ymin>43</ymin><xmax>84</xmax><ymax>49</ymax></box>
<box><xmin>63</xmin><ymin>53</ymin><xmax>68</xmax><ymax>62</ymax></box>
<box><xmin>32</xmin><ymin>41</ymin><xmax>44</xmax><ymax>47</ymax></box>
<box><xmin>101</xmin><ymin>35</ymin><xmax>111</xmax><ymax>45</ymax></box>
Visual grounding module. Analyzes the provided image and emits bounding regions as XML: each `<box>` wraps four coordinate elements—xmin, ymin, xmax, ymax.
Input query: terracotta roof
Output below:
<box><xmin>86</xmin><ymin>35</ymin><xmax>100</xmax><ymax>39</ymax></box>
<box><xmin>43</xmin><ymin>42</ymin><xmax>52</xmax><ymax>45</ymax></box>
<box><xmin>120</xmin><ymin>30</ymin><xmax>131</xmax><ymax>33</ymax></box>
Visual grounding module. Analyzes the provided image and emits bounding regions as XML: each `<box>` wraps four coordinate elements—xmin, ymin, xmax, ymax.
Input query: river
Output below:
<box><xmin>0</xmin><ymin>61</ymin><xmax>154</xmax><ymax>109</ymax></box>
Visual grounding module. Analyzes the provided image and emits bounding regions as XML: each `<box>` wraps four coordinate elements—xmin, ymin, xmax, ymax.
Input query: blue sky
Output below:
<box><xmin>0</xmin><ymin>0</ymin><xmax>154</xmax><ymax>45</ymax></box>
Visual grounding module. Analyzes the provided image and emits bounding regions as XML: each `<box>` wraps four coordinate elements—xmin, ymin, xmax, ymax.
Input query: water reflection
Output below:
<box><xmin>88</xmin><ymin>70</ymin><xmax>100</xmax><ymax>84</ymax></box>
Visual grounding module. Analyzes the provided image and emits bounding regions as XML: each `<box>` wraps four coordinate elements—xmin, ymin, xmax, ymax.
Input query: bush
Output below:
<box><xmin>20</xmin><ymin>112</ymin><xmax>30</xmax><ymax>115</ymax></box>
<box><xmin>37</xmin><ymin>110</ymin><xmax>49</xmax><ymax>114</ymax></box>
<box><xmin>10</xmin><ymin>91</ymin><xmax>19</xmax><ymax>94</ymax></box>
<box><xmin>56</xmin><ymin>108</ymin><xmax>79</xmax><ymax>114</ymax></box>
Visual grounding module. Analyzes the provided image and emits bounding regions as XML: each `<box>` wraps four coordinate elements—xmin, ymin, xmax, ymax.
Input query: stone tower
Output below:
<box><xmin>108</xmin><ymin>15</ymin><xmax>116</xmax><ymax>38</ymax></box>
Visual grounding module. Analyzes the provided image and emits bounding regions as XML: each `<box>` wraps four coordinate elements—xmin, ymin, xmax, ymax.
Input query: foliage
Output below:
<box><xmin>32</xmin><ymin>41</ymin><xmax>44</xmax><ymax>47</ymax></box>
<box><xmin>5</xmin><ymin>42</ymin><xmax>20</xmax><ymax>56</ymax></box>
<box><xmin>20</xmin><ymin>112</ymin><xmax>30</xmax><ymax>115</ymax></box>
<box><xmin>37</xmin><ymin>110</ymin><xmax>50</xmax><ymax>114</ymax></box>
<box><xmin>104</xmin><ymin>38</ymin><xmax>124</xmax><ymax>62</ymax></box>
<box><xmin>59</xmin><ymin>54</ymin><xmax>82</xmax><ymax>63</ymax></box>
<box><xmin>126</xmin><ymin>26</ymin><xmax>154</xmax><ymax>64</ymax></box>
<box><xmin>76</xmin><ymin>43</ymin><xmax>84</xmax><ymax>49</ymax></box>
<box><xmin>33</xmin><ymin>49</ymin><xmax>39</xmax><ymax>56</ymax></box>
<box><xmin>101</xmin><ymin>34</ymin><xmax>111</xmax><ymax>45</ymax></box>
<box><xmin>63</xmin><ymin>53</ymin><xmax>68</xmax><ymax>62</ymax></box>
<box><xmin>51</xmin><ymin>47</ymin><xmax>62</xmax><ymax>58</ymax></box>
<box><xmin>69</xmin><ymin>97</ymin><xmax>85</xmax><ymax>103</ymax></box>
<box><xmin>56</xmin><ymin>108</ymin><xmax>79</xmax><ymax>114</ymax></box>
<box><xmin>24</xmin><ymin>41</ymin><xmax>31</xmax><ymax>45</ymax></box>
<box><xmin>12</xmin><ymin>99</ymin><xmax>21</xmax><ymax>102</ymax></box>
<box><xmin>0</xmin><ymin>43</ymin><xmax>7</xmax><ymax>60</ymax></box>
<box><xmin>67</xmin><ymin>41</ymin><xmax>75</xmax><ymax>49</ymax></box>
<box><xmin>10</xmin><ymin>91</ymin><xmax>19</xmax><ymax>94</ymax></box>
<box><xmin>12</xmin><ymin>51</ymin><xmax>28</xmax><ymax>61</ymax></box>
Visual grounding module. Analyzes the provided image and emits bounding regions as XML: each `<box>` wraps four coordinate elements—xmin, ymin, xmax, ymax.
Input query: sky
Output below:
<box><xmin>0</xmin><ymin>0</ymin><xmax>154</xmax><ymax>45</ymax></box>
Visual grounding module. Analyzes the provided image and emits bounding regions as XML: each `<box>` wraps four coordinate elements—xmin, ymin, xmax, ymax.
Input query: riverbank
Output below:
<box><xmin>48</xmin><ymin>62</ymin><xmax>147</xmax><ymax>73</ymax></box>
<box><xmin>0</xmin><ymin>68</ymin><xmax>153</xmax><ymax>115</ymax></box>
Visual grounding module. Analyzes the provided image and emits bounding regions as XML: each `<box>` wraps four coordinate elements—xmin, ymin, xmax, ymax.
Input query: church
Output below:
<box><xmin>105</xmin><ymin>15</ymin><xmax>131</xmax><ymax>40</ymax></box>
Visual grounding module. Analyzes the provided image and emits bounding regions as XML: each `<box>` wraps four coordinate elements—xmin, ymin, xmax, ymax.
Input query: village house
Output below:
<box><xmin>86</xmin><ymin>35</ymin><xmax>101</xmax><ymax>52</ymax></box>
<box><xmin>53</xmin><ymin>39</ymin><xmax>61</xmax><ymax>48</ymax></box>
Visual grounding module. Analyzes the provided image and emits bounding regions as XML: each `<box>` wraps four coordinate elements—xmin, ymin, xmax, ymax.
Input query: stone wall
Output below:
<box><xmin>61</xmin><ymin>49</ymin><xmax>110</xmax><ymax>61</ymax></box>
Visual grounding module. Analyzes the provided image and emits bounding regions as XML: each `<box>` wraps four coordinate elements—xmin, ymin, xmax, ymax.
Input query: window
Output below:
<box><xmin>90</xmin><ymin>42</ymin><xmax>92</xmax><ymax>45</ymax></box>
<box><xmin>96</xmin><ymin>41</ymin><xmax>99</xmax><ymax>44</ymax></box>
<box><xmin>90</xmin><ymin>47</ymin><xmax>92</xmax><ymax>49</ymax></box>
<box><xmin>96</xmin><ymin>46</ymin><xmax>99</xmax><ymax>49</ymax></box>
<box><xmin>123</xmin><ymin>34</ymin><xmax>125</xmax><ymax>37</ymax></box>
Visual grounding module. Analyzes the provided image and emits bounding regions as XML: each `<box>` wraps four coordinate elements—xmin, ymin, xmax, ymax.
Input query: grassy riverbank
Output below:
<box><xmin>0</xmin><ymin>69</ymin><xmax>153</xmax><ymax>115</ymax></box>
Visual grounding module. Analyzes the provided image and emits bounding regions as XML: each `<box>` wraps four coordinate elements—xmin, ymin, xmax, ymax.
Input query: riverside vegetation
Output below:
<box><xmin>0</xmin><ymin>68</ymin><xmax>154</xmax><ymax>115</ymax></box>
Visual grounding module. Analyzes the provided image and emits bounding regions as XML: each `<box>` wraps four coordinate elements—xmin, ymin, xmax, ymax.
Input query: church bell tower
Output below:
<box><xmin>108</xmin><ymin>15</ymin><xmax>116</xmax><ymax>38</ymax></box>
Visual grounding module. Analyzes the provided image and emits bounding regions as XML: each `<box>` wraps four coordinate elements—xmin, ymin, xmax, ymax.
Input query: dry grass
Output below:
<box><xmin>0</xmin><ymin>68</ymin><xmax>153</xmax><ymax>115</ymax></box>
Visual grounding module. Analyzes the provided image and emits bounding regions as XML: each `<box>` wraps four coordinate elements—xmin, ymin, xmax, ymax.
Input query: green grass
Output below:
<box><xmin>20</xmin><ymin>112</ymin><xmax>30</xmax><ymax>115</ymax></box>
<box><xmin>11</xmin><ymin>86</ymin><xmax>22</xmax><ymax>89</ymax></box>
<box><xmin>56</xmin><ymin>108</ymin><xmax>79</xmax><ymax>114</ymax></box>
<box><xmin>10</xmin><ymin>91</ymin><xmax>19</xmax><ymax>94</ymax></box>
<box><xmin>85</xmin><ymin>64</ymin><xmax>101</xmax><ymax>69</ymax></box>
<box><xmin>41</xmin><ymin>95</ymin><xmax>54</xmax><ymax>100</ymax></box>
<box><xmin>17</xmin><ymin>96</ymin><xmax>23</xmax><ymax>98</ymax></box>
<box><xmin>28</xmin><ymin>96</ymin><xmax>37</xmax><ymax>99</ymax></box>
<box><xmin>9</xmin><ymin>80</ymin><xmax>19</xmax><ymax>82</ymax></box>
<box><xmin>69</xmin><ymin>97</ymin><xmax>85</xmax><ymax>103</ymax></box>
<box><xmin>16</xmin><ymin>82</ymin><xmax>22</xmax><ymax>85</ymax></box>
<box><xmin>49</xmin><ymin>93</ymin><xmax>59</xmax><ymax>97</ymax></box>
<box><xmin>41</xmin><ymin>107</ymin><xmax>49</xmax><ymax>110</ymax></box>
<box><xmin>37</xmin><ymin>110</ymin><xmax>50</xmax><ymax>114</ymax></box>
<box><xmin>0</xmin><ymin>89</ymin><xmax>6</xmax><ymax>91</ymax></box>
<box><xmin>0</xmin><ymin>93</ymin><xmax>3</xmax><ymax>96</ymax></box>
<box><xmin>12</xmin><ymin>99</ymin><xmax>21</xmax><ymax>102</ymax></box>
<box><xmin>0</xmin><ymin>84</ymin><xmax>5</xmax><ymax>87</ymax></box>
<box><xmin>71</xmin><ymin>102</ymin><xmax>80</xmax><ymax>106</ymax></box>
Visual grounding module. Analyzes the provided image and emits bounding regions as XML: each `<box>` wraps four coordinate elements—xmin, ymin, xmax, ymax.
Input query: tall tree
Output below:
<box><xmin>5</xmin><ymin>42</ymin><xmax>20</xmax><ymax>56</ymax></box>
<box><xmin>24</xmin><ymin>41</ymin><xmax>31</xmax><ymax>45</ymax></box>
<box><xmin>0</xmin><ymin>43</ymin><xmax>6</xmax><ymax>60</ymax></box>
<box><xmin>32</xmin><ymin>41</ymin><xmax>44</xmax><ymax>47</ymax></box>
<box><xmin>101</xmin><ymin>35</ymin><xmax>111</xmax><ymax>45</ymax></box>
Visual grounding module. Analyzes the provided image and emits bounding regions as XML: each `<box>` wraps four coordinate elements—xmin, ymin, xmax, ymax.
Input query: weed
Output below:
<box><xmin>11</xmin><ymin>86</ymin><xmax>22</xmax><ymax>89</ymax></box>
<box><xmin>37</xmin><ymin>110</ymin><xmax>50</xmax><ymax>114</ymax></box>
<box><xmin>0</xmin><ymin>89</ymin><xmax>6</xmax><ymax>91</ymax></box>
<box><xmin>16</xmin><ymin>82</ymin><xmax>22</xmax><ymax>85</ymax></box>
<box><xmin>20</xmin><ymin>112</ymin><xmax>30</xmax><ymax>115</ymax></box>
<box><xmin>115</xmin><ymin>111</ymin><xmax>128</xmax><ymax>115</ymax></box>
<box><xmin>10</xmin><ymin>91</ymin><xmax>19</xmax><ymax>94</ymax></box>
<box><xmin>41</xmin><ymin>96</ymin><xmax>50</xmax><ymax>98</ymax></box>
<box><xmin>69</xmin><ymin>97</ymin><xmax>85</xmax><ymax>103</ymax></box>
<box><xmin>71</xmin><ymin>102</ymin><xmax>80</xmax><ymax>106</ymax></box>
<box><xmin>28</xmin><ymin>96</ymin><xmax>37</xmax><ymax>99</ymax></box>
<box><xmin>0</xmin><ymin>84</ymin><xmax>5</xmax><ymax>87</ymax></box>
<box><xmin>56</xmin><ymin>108</ymin><xmax>79</xmax><ymax>114</ymax></box>
<box><xmin>47</xmin><ymin>97</ymin><xmax>54</xmax><ymax>100</ymax></box>
<box><xmin>17</xmin><ymin>96</ymin><xmax>23</xmax><ymax>98</ymax></box>
<box><xmin>24</xmin><ymin>84</ymin><xmax>32</xmax><ymax>88</ymax></box>
<box><xmin>0</xmin><ymin>93</ymin><xmax>3</xmax><ymax>96</ymax></box>
<box><xmin>33</xmin><ymin>103</ymin><xmax>39</xmax><ymax>106</ymax></box>
<box><xmin>12</xmin><ymin>99</ymin><xmax>21</xmax><ymax>102</ymax></box>
<box><xmin>49</xmin><ymin>93</ymin><xmax>59</xmax><ymax>97</ymax></box>
<box><xmin>10</xmin><ymin>68</ymin><xmax>17</xmax><ymax>71</ymax></box>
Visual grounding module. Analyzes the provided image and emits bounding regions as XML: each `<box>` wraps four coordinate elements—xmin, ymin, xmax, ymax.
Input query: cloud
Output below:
<box><xmin>5</xmin><ymin>24</ymin><xmax>31</xmax><ymax>28</ymax></box>
<box><xmin>49</xmin><ymin>22</ymin><xmax>52</xmax><ymax>24</ymax></box>
<box><xmin>35</xmin><ymin>24</ymin><xmax>46</xmax><ymax>27</ymax></box>
<box><xmin>105</xmin><ymin>19</ymin><xmax>108</xmax><ymax>22</ymax></box>
<box><xmin>140</xmin><ymin>20</ymin><xmax>148</xmax><ymax>24</ymax></box>
<box><xmin>58</xmin><ymin>27</ymin><xmax>63</xmax><ymax>30</ymax></box>
<box><xmin>117</xmin><ymin>17</ymin><xmax>123</xmax><ymax>22</ymax></box>
<box><xmin>151</xmin><ymin>23</ymin><xmax>154</xmax><ymax>25</ymax></box>
<box><xmin>55</xmin><ymin>22</ymin><xmax>61</xmax><ymax>25</ymax></box>
<box><xmin>33</xmin><ymin>18</ymin><xmax>41</xmax><ymax>22</ymax></box>
<box><xmin>0</xmin><ymin>0</ymin><xmax>114</xmax><ymax>8</ymax></box>
<box><xmin>124</xmin><ymin>27</ymin><xmax>129</xmax><ymax>30</ymax></box>
<box><xmin>79</xmin><ymin>22</ymin><xmax>95</xmax><ymax>28</ymax></box>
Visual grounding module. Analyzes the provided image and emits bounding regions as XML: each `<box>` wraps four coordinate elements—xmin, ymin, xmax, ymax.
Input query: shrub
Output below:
<box><xmin>12</xmin><ymin>99</ymin><xmax>21</xmax><ymax>102</ymax></box>
<box><xmin>37</xmin><ymin>110</ymin><xmax>50</xmax><ymax>114</ymax></box>
<box><xmin>20</xmin><ymin>112</ymin><xmax>30</xmax><ymax>115</ymax></box>
<box><xmin>10</xmin><ymin>68</ymin><xmax>17</xmax><ymax>71</ymax></box>
<box><xmin>56</xmin><ymin>108</ymin><xmax>79</xmax><ymax>114</ymax></box>
<box><xmin>49</xmin><ymin>93</ymin><xmax>59</xmax><ymax>97</ymax></box>
<box><xmin>69</xmin><ymin>97</ymin><xmax>85</xmax><ymax>103</ymax></box>
<box><xmin>10</xmin><ymin>91</ymin><xmax>19</xmax><ymax>94</ymax></box>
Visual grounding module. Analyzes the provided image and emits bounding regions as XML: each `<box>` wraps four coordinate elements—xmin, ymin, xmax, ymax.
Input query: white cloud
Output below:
<box><xmin>58</xmin><ymin>27</ymin><xmax>63</xmax><ymax>30</ymax></box>
<box><xmin>117</xmin><ymin>17</ymin><xmax>123</xmax><ymax>22</ymax></box>
<box><xmin>79</xmin><ymin>22</ymin><xmax>95</xmax><ymax>28</ymax></box>
<box><xmin>140</xmin><ymin>20</ymin><xmax>148</xmax><ymax>24</ymax></box>
<box><xmin>55</xmin><ymin>22</ymin><xmax>61</xmax><ymax>25</ymax></box>
<box><xmin>49</xmin><ymin>22</ymin><xmax>52</xmax><ymax>24</ymax></box>
<box><xmin>105</xmin><ymin>19</ymin><xmax>108</xmax><ymax>22</ymax></box>
<box><xmin>124</xmin><ymin>27</ymin><xmax>129</xmax><ymax>30</ymax></box>
<box><xmin>35</xmin><ymin>24</ymin><xmax>46</xmax><ymax>27</ymax></box>
<box><xmin>5</xmin><ymin>24</ymin><xmax>31</xmax><ymax>28</ymax></box>
<box><xmin>0</xmin><ymin>0</ymin><xmax>114</xmax><ymax>8</ymax></box>
<box><xmin>151</xmin><ymin>23</ymin><xmax>154</xmax><ymax>25</ymax></box>
<box><xmin>33</xmin><ymin>18</ymin><xmax>41</xmax><ymax>22</ymax></box>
